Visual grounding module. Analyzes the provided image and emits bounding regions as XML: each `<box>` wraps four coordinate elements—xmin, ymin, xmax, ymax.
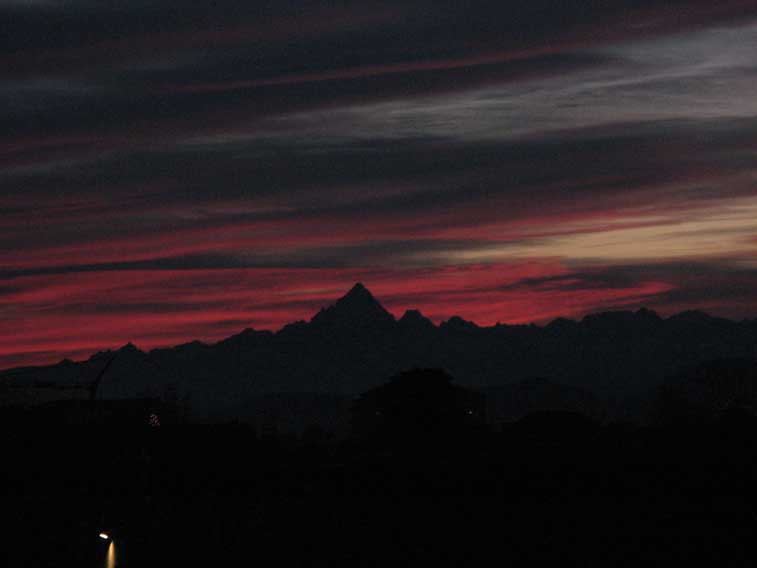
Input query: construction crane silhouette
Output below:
<box><xmin>88</xmin><ymin>352</ymin><xmax>119</xmax><ymax>423</ymax></box>
<box><xmin>86</xmin><ymin>346</ymin><xmax>174</xmax><ymax>424</ymax></box>
<box><xmin>89</xmin><ymin>352</ymin><xmax>118</xmax><ymax>403</ymax></box>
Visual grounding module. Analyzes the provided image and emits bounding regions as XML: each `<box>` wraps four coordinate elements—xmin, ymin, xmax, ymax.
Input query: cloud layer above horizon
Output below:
<box><xmin>2</xmin><ymin>0</ymin><xmax>757</xmax><ymax>368</ymax></box>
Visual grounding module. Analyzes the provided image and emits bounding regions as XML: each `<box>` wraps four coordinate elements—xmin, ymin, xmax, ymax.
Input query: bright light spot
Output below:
<box><xmin>99</xmin><ymin>532</ymin><xmax>109</xmax><ymax>540</ymax></box>
<box><xmin>106</xmin><ymin>541</ymin><xmax>116</xmax><ymax>568</ymax></box>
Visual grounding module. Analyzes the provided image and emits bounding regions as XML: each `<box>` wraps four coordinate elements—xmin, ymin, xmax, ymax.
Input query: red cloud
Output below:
<box><xmin>0</xmin><ymin>263</ymin><xmax>674</xmax><ymax>369</ymax></box>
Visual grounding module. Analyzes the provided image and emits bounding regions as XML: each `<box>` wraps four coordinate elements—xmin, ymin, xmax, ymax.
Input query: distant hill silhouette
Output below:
<box><xmin>2</xmin><ymin>283</ymin><xmax>757</xmax><ymax>423</ymax></box>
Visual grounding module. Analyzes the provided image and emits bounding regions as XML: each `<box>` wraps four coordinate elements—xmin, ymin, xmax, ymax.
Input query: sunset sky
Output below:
<box><xmin>3</xmin><ymin>0</ymin><xmax>757</xmax><ymax>368</ymax></box>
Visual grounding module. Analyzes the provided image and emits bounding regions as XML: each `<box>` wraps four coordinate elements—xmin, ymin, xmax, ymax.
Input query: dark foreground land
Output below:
<box><xmin>5</xmin><ymin>414</ymin><xmax>757</xmax><ymax>567</ymax></box>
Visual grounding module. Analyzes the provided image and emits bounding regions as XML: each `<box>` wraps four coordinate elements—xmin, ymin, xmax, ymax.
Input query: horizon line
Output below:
<box><xmin>1</xmin><ymin>282</ymin><xmax>749</xmax><ymax>373</ymax></box>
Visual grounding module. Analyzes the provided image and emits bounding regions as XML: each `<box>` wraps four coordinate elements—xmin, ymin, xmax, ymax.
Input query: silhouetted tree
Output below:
<box><xmin>351</xmin><ymin>368</ymin><xmax>485</xmax><ymax>443</ymax></box>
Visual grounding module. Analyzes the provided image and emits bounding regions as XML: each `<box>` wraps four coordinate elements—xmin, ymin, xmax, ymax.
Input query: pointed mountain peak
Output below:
<box><xmin>342</xmin><ymin>282</ymin><xmax>372</xmax><ymax>301</ymax></box>
<box><xmin>336</xmin><ymin>283</ymin><xmax>389</xmax><ymax>312</ymax></box>
<box><xmin>440</xmin><ymin>315</ymin><xmax>479</xmax><ymax>332</ymax></box>
<box><xmin>399</xmin><ymin>309</ymin><xmax>435</xmax><ymax>330</ymax></box>
<box><xmin>311</xmin><ymin>283</ymin><xmax>395</xmax><ymax>328</ymax></box>
<box><xmin>117</xmin><ymin>342</ymin><xmax>145</xmax><ymax>357</ymax></box>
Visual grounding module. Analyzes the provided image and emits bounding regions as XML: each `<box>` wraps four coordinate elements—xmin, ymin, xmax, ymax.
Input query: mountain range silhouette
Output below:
<box><xmin>2</xmin><ymin>283</ymin><xmax>757</xmax><ymax>421</ymax></box>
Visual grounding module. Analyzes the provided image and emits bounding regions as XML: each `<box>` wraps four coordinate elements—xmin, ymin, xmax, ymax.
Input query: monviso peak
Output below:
<box><xmin>311</xmin><ymin>283</ymin><xmax>395</xmax><ymax>328</ymax></box>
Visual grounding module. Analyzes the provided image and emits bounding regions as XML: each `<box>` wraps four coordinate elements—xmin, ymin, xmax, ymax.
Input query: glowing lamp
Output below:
<box><xmin>99</xmin><ymin>532</ymin><xmax>110</xmax><ymax>540</ymax></box>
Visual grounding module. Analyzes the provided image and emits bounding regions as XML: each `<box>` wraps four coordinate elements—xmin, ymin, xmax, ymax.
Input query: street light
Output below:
<box><xmin>98</xmin><ymin>532</ymin><xmax>117</xmax><ymax>567</ymax></box>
